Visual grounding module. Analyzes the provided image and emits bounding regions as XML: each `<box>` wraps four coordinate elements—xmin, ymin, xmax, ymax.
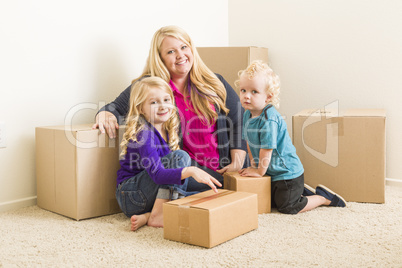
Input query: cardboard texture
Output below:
<box><xmin>197</xmin><ymin>47</ymin><xmax>268</xmax><ymax>95</ymax></box>
<box><xmin>224</xmin><ymin>172</ymin><xmax>271</xmax><ymax>214</ymax></box>
<box><xmin>292</xmin><ymin>109</ymin><xmax>386</xmax><ymax>203</ymax></box>
<box><xmin>163</xmin><ymin>189</ymin><xmax>258</xmax><ymax>248</ymax></box>
<box><xmin>36</xmin><ymin>124</ymin><xmax>123</xmax><ymax>220</ymax></box>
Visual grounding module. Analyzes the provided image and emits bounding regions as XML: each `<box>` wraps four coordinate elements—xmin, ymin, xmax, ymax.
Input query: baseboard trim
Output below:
<box><xmin>0</xmin><ymin>196</ymin><xmax>37</xmax><ymax>213</ymax></box>
<box><xmin>386</xmin><ymin>178</ymin><xmax>402</xmax><ymax>187</ymax></box>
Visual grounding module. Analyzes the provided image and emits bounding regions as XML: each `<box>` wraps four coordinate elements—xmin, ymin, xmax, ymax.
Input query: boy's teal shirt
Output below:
<box><xmin>242</xmin><ymin>105</ymin><xmax>304</xmax><ymax>181</ymax></box>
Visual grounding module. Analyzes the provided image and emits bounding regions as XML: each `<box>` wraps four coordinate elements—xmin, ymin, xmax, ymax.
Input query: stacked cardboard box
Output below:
<box><xmin>35</xmin><ymin>124</ymin><xmax>123</xmax><ymax>220</ymax></box>
<box><xmin>197</xmin><ymin>47</ymin><xmax>268</xmax><ymax>96</ymax></box>
<box><xmin>163</xmin><ymin>189</ymin><xmax>258</xmax><ymax>248</ymax></box>
<box><xmin>224</xmin><ymin>172</ymin><xmax>271</xmax><ymax>214</ymax></box>
<box><xmin>292</xmin><ymin>109</ymin><xmax>386</xmax><ymax>203</ymax></box>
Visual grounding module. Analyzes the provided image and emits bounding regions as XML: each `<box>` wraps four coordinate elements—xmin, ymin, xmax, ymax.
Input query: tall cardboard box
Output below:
<box><xmin>224</xmin><ymin>172</ymin><xmax>271</xmax><ymax>214</ymax></box>
<box><xmin>163</xmin><ymin>189</ymin><xmax>258</xmax><ymax>248</ymax></box>
<box><xmin>292</xmin><ymin>109</ymin><xmax>386</xmax><ymax>203</ymax></box>
<box><xmin>35</xmin><ymin>124</ymin><xmax>122</xmax><ymax>220</ymax></box>
<box><xmin>197</xmin><ymin>47</ymin><xmax>268</xmax><ymax>95</ymax></box>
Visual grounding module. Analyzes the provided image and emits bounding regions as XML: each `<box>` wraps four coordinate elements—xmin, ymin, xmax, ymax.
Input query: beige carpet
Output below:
<box><xmin>1</xmin><ymin>185</ymin><xmax>401</xmax><ymax>267</ymax></box>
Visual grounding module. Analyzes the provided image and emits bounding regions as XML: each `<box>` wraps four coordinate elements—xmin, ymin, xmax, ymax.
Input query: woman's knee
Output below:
<box><xmin>172</xmin><ymin>149</ymin><xmax>190</xmax><ymax>158</ymax></box>
<box><xmin>168</xmin><ymin>150</ymin><xmax>191</xmax><ymax>168</ymax></box>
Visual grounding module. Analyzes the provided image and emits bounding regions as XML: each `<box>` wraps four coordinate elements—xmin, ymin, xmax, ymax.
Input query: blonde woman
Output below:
<box><xmin>117</xmin><ymin>77</ymin><xmax>221</xmax><ymax>231</ymax></box>
<box><xmin>93</xmin><ymin>26</ymin><xmax>247</xmax><ymax>191</ymax></box>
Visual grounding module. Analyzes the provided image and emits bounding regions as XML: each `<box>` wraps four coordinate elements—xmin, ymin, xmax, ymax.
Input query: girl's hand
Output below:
<box><xmin>238</xmin><ymin>167</ymin><xmax>263</xmax><ymax>177</ymax></box>
<box><xmin>183</xmin><ymin>167</ymin><xmax>222</xmax><ymax>193</ymax></box>
<box><xmin>92</xmin><ymin>111</ymin><xmax>119</xmax><ymax>139</ymax></box>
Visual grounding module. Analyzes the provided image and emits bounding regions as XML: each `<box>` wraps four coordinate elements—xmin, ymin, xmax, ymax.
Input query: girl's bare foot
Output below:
<box><xmin>147</xmin><ymin>198</ymin><xmax>167</xmax><ymax>228</ymax></box>
<box><xmin>130</xmin><ymin>213</ymin><xmax>150</xmax><ymax>231</ymax></box>
<box><xmin>147</xmin><ymin>211</ymin><xmax>164</xmax><ymax>227</ymax></box>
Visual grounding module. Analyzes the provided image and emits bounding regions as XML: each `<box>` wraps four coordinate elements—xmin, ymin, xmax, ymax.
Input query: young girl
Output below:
<box><xmin>237</xmin><ymin>60</ymin><xmax>346</xmax><ymax>214</ymax></box>
<box><xmin>116</xmin><ymin>77</ymin><xmax>221</xmax><ymax>231</ymax></box>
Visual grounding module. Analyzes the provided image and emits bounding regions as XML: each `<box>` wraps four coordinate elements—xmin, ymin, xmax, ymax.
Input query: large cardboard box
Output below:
<box><xmin>163</xmin><ymin>189</ymin><xmax>258</xmax><ymax>248</ymax></box>
<box><xmin>35</xmin><ymin>124</ymin><xmax>122</xmax><ymax>220</ymax></box>
<box><xmin>292</xmin><ymin>109</ymin><xmax>386</xmax><ymax>203</ymax></box>
<box><xmin>197</xmin><ymin>47</ymin><xmax>268</xmax><ymax>95</ymax></box>
<box><xmin>224</xmin><ymin>172</ymin><xmax>271</xmax><ymax>214</ymax></box>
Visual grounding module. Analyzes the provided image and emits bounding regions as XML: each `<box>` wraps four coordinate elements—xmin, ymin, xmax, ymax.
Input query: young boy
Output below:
<box><xmin>237</xmin><ymin>60</ymin><xmax>346</xmax><ymax>214</ymax></box>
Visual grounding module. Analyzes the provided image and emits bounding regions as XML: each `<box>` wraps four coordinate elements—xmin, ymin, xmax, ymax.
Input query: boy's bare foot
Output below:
<box><xmin>130</xmin><ymin>213</ymin><xmax>150</xmax><ymax>231</ymax></box>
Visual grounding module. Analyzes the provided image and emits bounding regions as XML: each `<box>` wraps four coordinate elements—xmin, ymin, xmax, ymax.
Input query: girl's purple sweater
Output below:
<box><xmin>116</xmin><ymin>125</ymin><xmax>183</xmax><ymax>186</ymax></box>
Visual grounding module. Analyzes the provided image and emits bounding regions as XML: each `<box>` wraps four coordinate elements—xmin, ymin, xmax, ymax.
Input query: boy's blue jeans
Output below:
<box><xmin>115</xmin><ymin>150</ymin><xmax>196</xmax><ymax>218</ymax></box>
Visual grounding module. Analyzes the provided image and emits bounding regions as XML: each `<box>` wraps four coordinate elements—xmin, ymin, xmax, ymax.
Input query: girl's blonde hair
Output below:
<box><xmin>236</xmin><ymin>60</ymin><xmax>281</xmax><ymax>108</ymax></box>
<box><xmin>134</xmin><ymin>25</ymin><xmax>229</xmax><ymax>125</ymax></box>
<box><xmin>120</xmin><ymin>77</ymin><xmax>180</xmax><ymax>158</ymax></box>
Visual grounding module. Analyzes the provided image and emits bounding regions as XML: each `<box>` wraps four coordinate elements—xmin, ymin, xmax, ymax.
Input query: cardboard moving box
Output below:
<box><xmin>163</xmin><ymin>189</ymin><xmax>258</xmax><ymax>248</ymax></box>
<box><xmin>224</xmin><ymin>172</ymin><xmax>271</xmax><ymax>214</ymax></box>
<box><xmin>292</xmin><ymin>109</ymin><xmax>386</xmax><ymax>203</ymax></box>
<box><xmin>197</xmin><ymin>47</ymin><xmax>268</xmax><ymax>96</ymax></box>
<box><xmin>36</xmin><ymin>124</ymin><xmax>122</xmax><ymax>220</ymax></box>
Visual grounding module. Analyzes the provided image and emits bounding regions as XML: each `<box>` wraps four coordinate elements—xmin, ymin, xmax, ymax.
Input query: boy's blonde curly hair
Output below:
<box><xmin>235</xmin><ymin>60</ymin><xmax>281</xmax><ymax>108</ymax></box>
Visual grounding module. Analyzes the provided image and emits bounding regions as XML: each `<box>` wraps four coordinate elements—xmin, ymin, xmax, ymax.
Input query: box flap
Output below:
<box><xmin>197</xmin><ymin>46</ymin><xmax>264</xmax><ymax>49</ymax></box>
<box><xmin>343</xmin><ymin>109</ymin><xmax>386</xmax><ymax>117</ymax></box>
<box><xmin>224</xmin><ymin>171</ymin><xmax>269</xmax><ymax>180</ymax></box>
<box><xmin>294</xmin><ymin>109</ymin><xmax>386</xmax><ymax>118</ymax></box>
<box><xmin>293</xmin><ymin>109</ymin><xmax>341</xmax><ymax>117</ymax></box>
<box><xmin>36</xmin><ymin>124</ymin><xmax>94</xmax><ymax>131</ymax></box>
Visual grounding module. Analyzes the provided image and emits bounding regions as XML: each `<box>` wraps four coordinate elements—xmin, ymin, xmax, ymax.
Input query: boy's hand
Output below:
<box><xmin>238</xmin><ymin>167</ymin><xmax>264</xmax><ymax>177</ymax></box>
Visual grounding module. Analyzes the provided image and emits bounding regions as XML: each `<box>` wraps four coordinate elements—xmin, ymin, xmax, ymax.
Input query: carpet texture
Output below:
<box><xmin>1</xmin><ymin>185</ymin><xmax>401</xmax><ymax>267</ymax></box>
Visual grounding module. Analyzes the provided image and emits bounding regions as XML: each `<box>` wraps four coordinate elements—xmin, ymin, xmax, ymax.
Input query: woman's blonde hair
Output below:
<box><xmin>120</xmin><ymin>77</ymin><xmax>180</xmax><ymax>158</ymax></box>
<box><xmin>236</xmin><ymin>60</ymin><xmax>280</xmax><ymax>108</ymax></box>
<box><xmin>134</xmin><ymin>25</ymin><xmax>229</xmax><ymax>125</ymax></box>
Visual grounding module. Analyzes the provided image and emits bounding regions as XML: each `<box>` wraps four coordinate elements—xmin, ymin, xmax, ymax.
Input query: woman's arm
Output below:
<box><xmin>216</xmin><ymin>149</ymin><xmax>246</xmax><ymax>174</ymax></box>
<box><xmin>92</xmin><ymin>84</ymin><xmax>132</xmax><ymax>138</ymax></box>
<box><xmin>215</xmin><ymin>74</ymin><xmax>247</xmax><ymax>173</ymax></box>
<box><xmin>216</xmin><ymin>74</ymin><xmax>247</xmax><ymax>152</ymax></box>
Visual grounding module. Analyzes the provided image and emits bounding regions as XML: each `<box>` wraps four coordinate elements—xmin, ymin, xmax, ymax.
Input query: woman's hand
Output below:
<box><xmin>92</xmin><ymin>111</ymin><xmax>119</xmax><ymax>139</ymax></box>
<box><xmin>216</xmin><ymin>163</ymin><xmax>240</xmax><ymax>174</ymax></box>
<box><xmin>182</xmin><ymin>167</ymin><xmax>222</xmax><ymax>193</ymax></box>
<box><xmin>216</xmin><ymin>149</ymin><xmax>246</xmax><ymax>174</ymax></box>
<box><xmin>238</xmin><ymin>167</ymin><xmax>264</xmax><ymax>177</ymax></box>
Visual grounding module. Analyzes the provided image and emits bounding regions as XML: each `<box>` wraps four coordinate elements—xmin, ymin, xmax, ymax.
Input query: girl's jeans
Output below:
<box><xmin>115</xmin><ymin>150</ymin><xmax>196</xmax><ymax>218</ymax></box>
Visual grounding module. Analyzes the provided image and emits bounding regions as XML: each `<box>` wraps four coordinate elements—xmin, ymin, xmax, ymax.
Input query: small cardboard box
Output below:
<box><xmin>35</xmin><ymin>124</ymin><xmax>122</xmax><ymax>220</ymax></box>
<box><xmin>224</xmin><ymin>172</ymin><xmax>271</xmax><ymax>214</ymax></box>
<box><xmin>197</xmin><ymin>47</ymin><xmax>268</xmax><ymax>96</ymax></box>
<box><xmin>163</xmin><ymin>189</ymin><xmax>258</xmax><ymax>248</ymax></box>
<box><xmin>292</xmin><ymin>109</ymin><xmax>386</xmax><ymax>203</ymax></box>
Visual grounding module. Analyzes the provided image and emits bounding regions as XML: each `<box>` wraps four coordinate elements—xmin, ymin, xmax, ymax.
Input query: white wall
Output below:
<box><xmin>229</xmin><ymin>0</ymin><xmax>402</xmax><ymax>180</ymax></box>
<box><xmin>0</xmin><ymin>0</ymin><xmax>229</xmax><ymax>212</ymax></box>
